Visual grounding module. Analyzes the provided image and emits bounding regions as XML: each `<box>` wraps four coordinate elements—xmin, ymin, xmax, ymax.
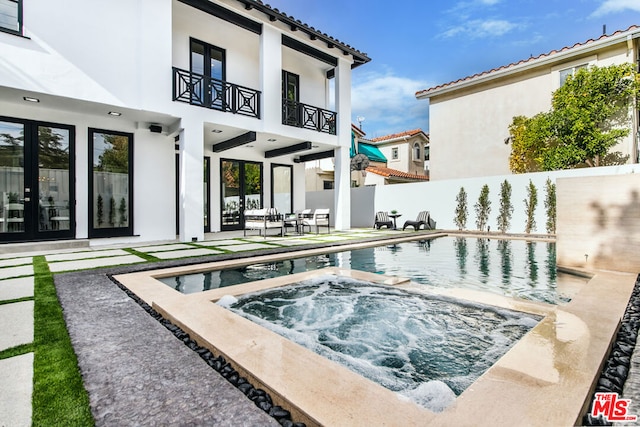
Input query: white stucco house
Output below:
<box><xmin>416</xmin><ymin>25</ymin><xmax>640</xmax><ymax>181</ymax></box>
<box><xmin>0</xmin><ymin>0</ymin><xmax>370</xmax><ymax>244</ymax></box>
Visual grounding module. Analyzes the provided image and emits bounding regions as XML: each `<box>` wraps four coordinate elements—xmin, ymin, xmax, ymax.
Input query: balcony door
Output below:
<box><xmin>0</xmin><ymin>117</ymin><xmax>75</xmax><ymax>242</ymax></box>
<box><xmin>190</xmin><ymin>38</ymin><xmax>225</xmax><ymax>108</ymax></box>
<box><xmin>220</xmin><ymin>159</ymin><xmax>262</xmax><ymax>231</ymax></box>
<box><xmin>282</xmin><ymin>70</ymin><xmax>300</xmax><ymax>126</ymax></box>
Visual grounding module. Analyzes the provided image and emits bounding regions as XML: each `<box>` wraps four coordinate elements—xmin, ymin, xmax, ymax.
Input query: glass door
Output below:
<box><xmin>0</xmin><ymin>120</ymin><xmax>26</xmax><ymax>238</ymax></box>
<box><xmin>0</xmin><ymin>118</ymin><xmax>74</xmax><ymax>242</ymax></box>
<box><xmin>190</xmin><ymin>38</ymin><xmax>225</xmax><ymax>109</ymax></box>
<box><xmin>271</xmin><ymin>164</ymin><xmax>292</xmax><ymax>214</ymax></box>
<box><xmin>220</xmin><ymin>159</ymin><xmax>262</xmax><ymax>231</ymax></box>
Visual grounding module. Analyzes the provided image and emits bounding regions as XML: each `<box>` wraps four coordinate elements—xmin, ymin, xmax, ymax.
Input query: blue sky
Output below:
<box><xmin>265</xmin><ymin>0</ymin><xmax>640</xmax><ymax>138</ymax></box>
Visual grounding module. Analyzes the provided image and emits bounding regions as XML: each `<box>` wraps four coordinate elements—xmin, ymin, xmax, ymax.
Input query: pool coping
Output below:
<box><xmin>113</xmin><ymin>234</ymin><xmax>637</xmax><ymax>426</ymax></box>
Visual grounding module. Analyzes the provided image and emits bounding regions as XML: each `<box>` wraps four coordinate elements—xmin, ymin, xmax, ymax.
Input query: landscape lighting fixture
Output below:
<box><xmin>23</xmin><ymin>96</ymin><xmax>40</xmax><ymax>103</ymax></box>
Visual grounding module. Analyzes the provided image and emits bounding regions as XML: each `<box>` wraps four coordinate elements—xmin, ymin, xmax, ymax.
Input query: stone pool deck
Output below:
<box><xmin>0</xmin><ymin>229</ymin><xmax>639</xmax><ymax>426</ymax></box>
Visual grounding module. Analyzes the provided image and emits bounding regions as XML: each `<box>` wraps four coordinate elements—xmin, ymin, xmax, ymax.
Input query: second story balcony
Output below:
<box><xmin>172</xmin><ymin>67</ymin><xmax>261</xmax><ymax>119</ymax></box>
<box><xmin>282</xmin><ymin>99</ymin><xmax>336</xmax><ymax>135</ymax></box>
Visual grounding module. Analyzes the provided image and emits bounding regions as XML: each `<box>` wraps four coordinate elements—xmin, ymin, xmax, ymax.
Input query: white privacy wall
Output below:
<box><xmin>371</xmin><ymin>164</ymin><xmax>640</xmax><ymax>234</ymax></box>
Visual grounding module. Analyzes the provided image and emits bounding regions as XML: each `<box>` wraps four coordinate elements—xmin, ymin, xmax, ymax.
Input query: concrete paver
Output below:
<box><xmin>194</xmin><ymin>239</ymin><xmax>248</xmax><ymax>246</ymax></box>
<box><xmin>45</xmin><ymin>249</ymin><xmax>130</xmax><ymax>262</ymax></box>
<box><xmin>0</xmin><ymin>257</ymin><xmax>32</xmax><ymax>268</ymax></box>
<box><xmin>0</xmin><ymin>301</ymin><xmax>33</xmax><ymax>352</ymax></box>
<box><xmin>48</xmin><ymin>255</ymin><xmax>145</xmax><ymax>272</ymax></box>
<box><xmin>151</xmin><ymin>248</ymin><xmax>224</xmax><ymax>259</ymax></box>
<box><xmin>219</xmin><ymin>243</ymin><xmax>277</xmax><ymax>252</ymax></box>
<box><xmin>0</xmin><ymin>277</ymin><xmax>34</xmax><ymax>301</ymax></box>
<box><xmin>135</xmin><ymin>243</ymin><xmax>195</xmax><ymax>252</ymax></box>
<box><xmin>0</xmin><ymin>266</ymin><xmax>33</xmax><ymax>280</ymax></box>
<box><xmin>0</xmin><ymin>352</ymin><xmax>33</xmax><ymax>427</ymax></box>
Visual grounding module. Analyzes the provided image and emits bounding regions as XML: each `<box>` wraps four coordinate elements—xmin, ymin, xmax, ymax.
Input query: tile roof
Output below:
<box><xmin>416</xmin><ymin>25</ymin><xmax>640</xmax><ymax>97</ymax></box>
<box><xmin>365</xmin><ymin>166</ymin><xmax>429</xmax><ymax>181</ymax></box>
<box><xmin>370</xmin><ymin>129</ymin><xmax>425</xmax><ymax>142</ymax></box>
<box><xmin>241</xmin><ymin>0</ymin><xmax>371</xmax><ymax>67</ymax></box>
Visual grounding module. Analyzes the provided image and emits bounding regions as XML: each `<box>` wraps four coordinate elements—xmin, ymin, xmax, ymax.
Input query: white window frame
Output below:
<box><xmin>413</xmin><ymin>142</ymin><xmax>421</xmax><ymax>161</ymax></box>
<box><xmin>0</xmin><ymin>0</ymin><xmax>22</xmax><ymax>35</ymax></box>
<box><xmin>391</xmin><ymin>147</ymin><xmax>398</xmax><ymax>160</ymax></box>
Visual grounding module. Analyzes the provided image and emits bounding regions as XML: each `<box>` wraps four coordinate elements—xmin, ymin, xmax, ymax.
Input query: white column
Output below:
<box><xmin>334</xmin><ymin>57</ymin><xmax>352</xmax><ymax>230</ymax></box>
<box><xmin>260</xmin><ymin>24</ymin><xmax>282</xmax><ymax>128</ymax></box>
<box><xmin>178</xmin><ymin>117</ymin><xmax>204</xmax><ymax>242</ymax></box>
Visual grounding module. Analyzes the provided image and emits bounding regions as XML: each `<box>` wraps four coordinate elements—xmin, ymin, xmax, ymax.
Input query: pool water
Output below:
<box><xmin>219</xmin><ymin>275</ymin><xmax>541</xmax><ymax>412</ymax></box>
<box><xmin>160</xmin><ymin>237</ymin><xmax>584</xmax><ymax>304</ymax></box>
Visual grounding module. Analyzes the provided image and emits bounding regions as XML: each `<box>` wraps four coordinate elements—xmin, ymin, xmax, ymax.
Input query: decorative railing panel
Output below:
<box><xmin>172</xmin><ymin>67</ymin><xmax>261</xmax><ymax>119</ymax></box>
<box><xmin>282</xmin><ymin>99</ymin><xmax>336</xmax><ymax>135</ymax></box>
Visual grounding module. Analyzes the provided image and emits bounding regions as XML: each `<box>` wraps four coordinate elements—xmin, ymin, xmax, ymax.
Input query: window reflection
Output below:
<box><xmin>91</xmin><ymin>131</ymin><xmax>131</xmax><ymax>230</ymax></box>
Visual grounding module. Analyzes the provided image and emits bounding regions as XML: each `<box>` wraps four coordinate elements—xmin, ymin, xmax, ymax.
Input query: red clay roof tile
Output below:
<box><xmin>365</xmin><ymin>165</ymin><xmax>429</xmax><ymax>181</ymax></box>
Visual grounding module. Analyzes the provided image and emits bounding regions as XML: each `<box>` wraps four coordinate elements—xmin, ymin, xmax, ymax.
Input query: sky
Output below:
<box><xmin>264</xmin><ymin>0</ymin><xmax>640</xmax><ymax>139</ymax></box>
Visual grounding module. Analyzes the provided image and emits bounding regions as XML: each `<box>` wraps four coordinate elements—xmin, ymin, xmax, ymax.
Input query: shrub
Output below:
<box><xmin>475</xmin><ymin>185</ymin><xmax>491</xmax><ymax>232</ymax></box>
<box><xmin>497</xmin><ymin>179</ymin><xmax>513</xmax><ymax>233</ymax></box>
<box><xmin>544</xmin><ymin>178</ymin><xmax>556</xmax><ymax>234</ymax></box>
<box><xmin>524</xmin><ymin>180</ymin><xmax>538</xmax><ymax>233</ymax></box>
<box><xmin>454</xmin><ymin>187</ymin><xmax>468</xmax><ymax>230</ymax></box>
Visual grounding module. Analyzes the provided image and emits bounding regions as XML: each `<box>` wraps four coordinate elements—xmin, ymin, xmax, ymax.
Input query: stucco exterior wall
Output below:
<box><xmin>427</xmin><ymin>42</ymin><xmax>637</xmax><ymax>181</ymax></box>
<box><xmin>172</xmin><ymin>1</ymin><xmax>261</xmax><ymax>91</ymax></box>
<box><xmin>556</xmin><ymin>173</ymin><xmax>640</xmax><ymax>273</ymax></box>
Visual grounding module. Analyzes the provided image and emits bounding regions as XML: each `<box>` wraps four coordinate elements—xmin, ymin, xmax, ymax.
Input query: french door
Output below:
<box><xmin>190</xmin><ymin>38</ymin><xmax>225</xmax><ymax>109</ymax></box>
<box><xmin>0</xmin><ymin>117</ymin><xmax>75</xmax><ymax>242</ymax></box>
<box><xmin>220</xmin><ymin>159</ymin><xmax>262</xmax><ymax>231</ymax></box>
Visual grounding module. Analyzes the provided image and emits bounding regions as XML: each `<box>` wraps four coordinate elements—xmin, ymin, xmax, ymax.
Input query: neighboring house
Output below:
<box><xmin>305</xmin><ymin>125</ymin><xmax>429</xmax><ymax>189</ymax></box>
<box><xmin>416</xmin><ymin>25</ymin><xmax>640</xmax><ymax>180</ymax></box>
<box><xmin>305</xmin><ymin>124</ymin><xmax>388</xmax><ymax>190</ymax></box>
<box><xmin>369</xmin><ymin>129</ymin><xmax>430</xmax><ymax>177</ymax></box>
<box><xmin>0</xmin><ymin>0</ymin><xmax>370</xmax><ymax>244</ymax></box>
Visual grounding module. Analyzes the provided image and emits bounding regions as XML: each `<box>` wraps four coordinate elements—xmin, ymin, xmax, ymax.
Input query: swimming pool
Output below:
<box><xmin>159</xmin><ymin>236</ymin><xmax>586</xmax><ymax>304</ymax></box>
<box><xmin>219</xmin><ymin>274</ymin><xmax>542</xmax><ymax>412</ymax></box>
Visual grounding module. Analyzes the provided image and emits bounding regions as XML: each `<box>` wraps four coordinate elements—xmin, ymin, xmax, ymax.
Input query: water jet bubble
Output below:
<box><xmin>216</xmin><ymin>294</ymin><xmax>239</xmax><ymax>307</ymax></box>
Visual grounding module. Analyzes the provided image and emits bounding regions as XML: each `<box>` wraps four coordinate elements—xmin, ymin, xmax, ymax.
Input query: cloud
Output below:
<box><xmin>591</xmin><ymin>0</ymin><xmax>640</xmax><ymax>17</ymax></box>
<box><xmin>350</xmin><ymin>70</ymin><xmax>432</xmax><ymax>137</ymax></box>
<box><xmin>441</xmin><ymin>19</ymin><xmax>519</xmax><ymax>39</ymax></box>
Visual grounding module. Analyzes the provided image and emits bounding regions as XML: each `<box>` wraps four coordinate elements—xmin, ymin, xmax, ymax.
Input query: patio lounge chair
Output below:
<box><xmin>374</xmin><ymin>211</ymin><xmax>393</xmax><ymax>229</ymax></box>
<box><xmin>402</xmin><ymin>211</ymin><xmax>436</xmax><ymax>230</ymax></box>
<box><xmin>301</xmin><ymin>208</ymin><xmax>330</xmax><ymax>234</ymax></box>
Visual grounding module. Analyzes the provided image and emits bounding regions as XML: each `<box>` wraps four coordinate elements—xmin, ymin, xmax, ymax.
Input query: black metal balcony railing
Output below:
<box><xmin>282</xmin><ymin>99</ymin><xmax>336</xmax><ymax>135</ymax></box>
<box><xmin>172</xmin><ymin>67</ymin><xmax>261</xmax><ymax>119</ymax></box>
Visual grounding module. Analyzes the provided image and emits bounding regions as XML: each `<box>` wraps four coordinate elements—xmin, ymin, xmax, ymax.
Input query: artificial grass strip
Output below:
<box><xmin>0</xmin><ymin>342</ymin><xmax>33</xmax><ymax>360</ymax></box>
<box><xmin>0</xmin><ymin>296</ymin><xmax>33</xmax><ymax>306</ymax></box>
<box><xmin>123</xmin><ymin>247</ymin><xmax>159</xmax><ymax>262</ymax></box>
<box><xmin>32</xmin><ymin>256</ymin><xmax>94</xmax><ymax>427</ymax></box>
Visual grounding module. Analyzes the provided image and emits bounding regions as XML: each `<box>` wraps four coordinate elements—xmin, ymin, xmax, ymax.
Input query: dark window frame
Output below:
<box><xmin>204</xmin><ymin>156</ymin><xmax>211</xmax><ymax>233</ymax></box>
<box><xmin>282</xmin><ymin>70</ymin><xmax>300</xmax><ymax>102</ymax></box>
<box><xmin>88</xmin><ymin>128</ymin><xmax>134</xmax><ymax>238</ymax></box>
<box><xmin>220</xmin><ymin>158</ymin><xmax>263</xmax><ymax>231</ymax></box>
<box><xmin>189</xmin><ymin>37</ymin><xmax>226</xmax><ymax>81</ymax></box>
<box><xmin>0</xmin><ymin>116</ymin><xmax>76</xmax><ymax>242</ymax></box>
<box><xmin>0</xmin><ymin>0</ymin><xmax>22</xmax><ymax>36</ymax></box>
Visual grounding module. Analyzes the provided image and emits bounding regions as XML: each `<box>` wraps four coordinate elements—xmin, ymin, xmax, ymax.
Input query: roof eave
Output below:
<box><xmin>237</xmin><ymin>0</ymin><xmax>371</xmax><ymax>68</ymax></box>
<box><xmin>417</xmin><ymin>28</ymin><xmax>640</xmax><ymax>100</ymax></box>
